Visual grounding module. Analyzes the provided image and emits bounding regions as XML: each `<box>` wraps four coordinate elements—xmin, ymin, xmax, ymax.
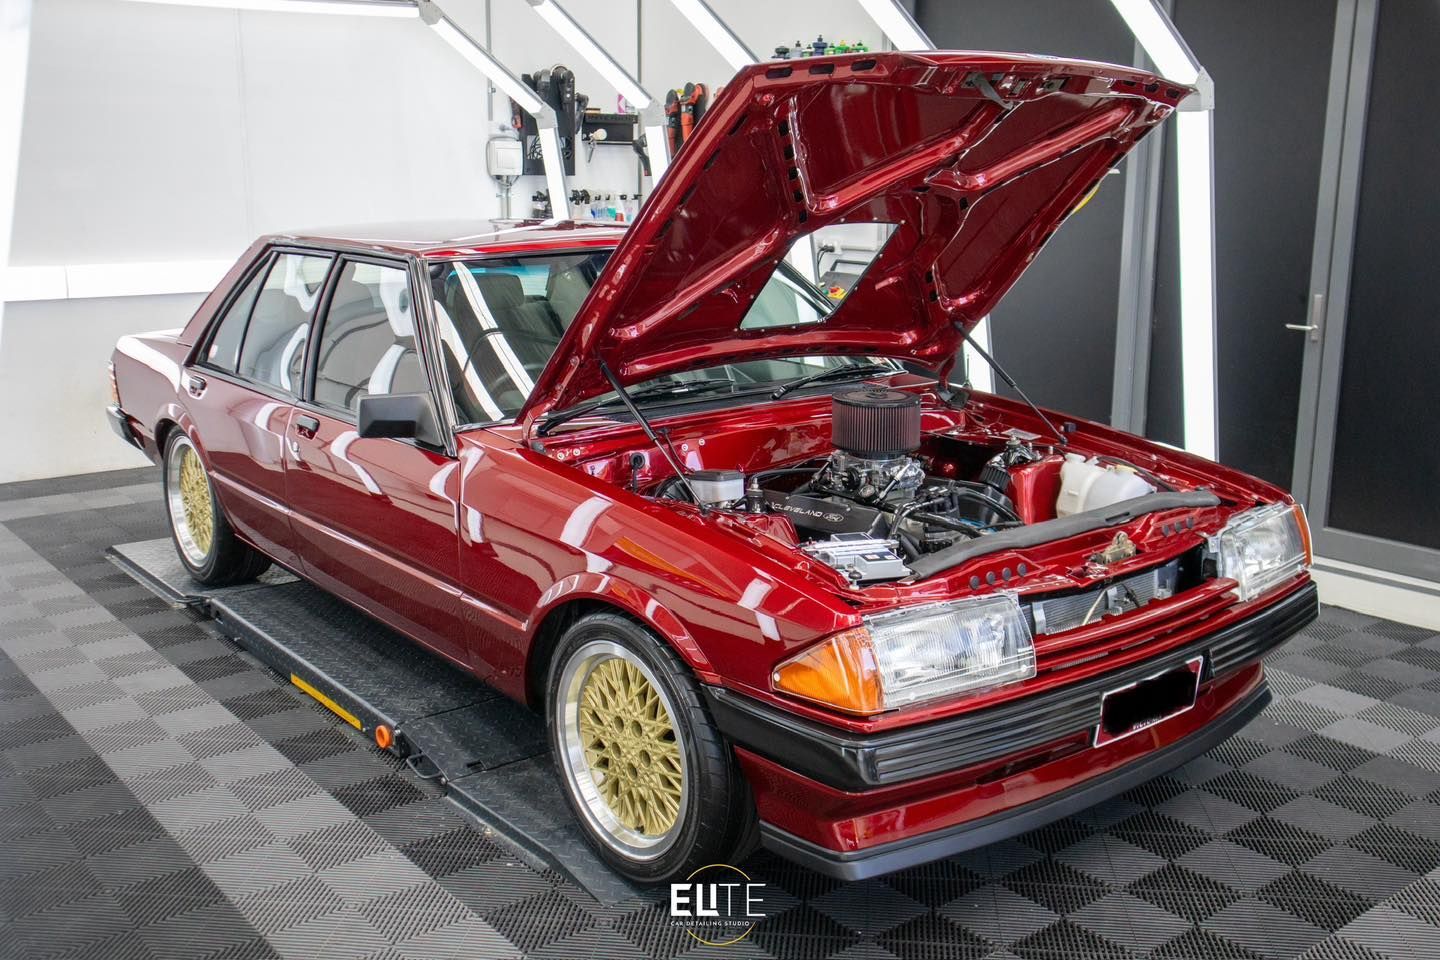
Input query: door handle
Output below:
<box><xmin>295</xmin><ymin>414</ymin><xmax>320</xmax><ymax>438</ymax></box>
<box><xmin>185</xmin><ymin>374</ymin><xmax>207</xmax><ymax>397</ymax></box>
<box><xmin>1286</xmin><ymin>294</ymin><xmax>1324</xmax><ymax>343</ymax></box>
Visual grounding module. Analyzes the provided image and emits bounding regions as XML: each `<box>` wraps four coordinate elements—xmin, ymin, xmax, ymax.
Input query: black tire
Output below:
<box><xmin>162</xmin><ymin>428</ymin><xmax>271</xmax><ymax>586</ymax></box>
<box><xmin>546</xmin><ymin>611</ymin><xmax>755</xmax><ymax>883</ymax></box>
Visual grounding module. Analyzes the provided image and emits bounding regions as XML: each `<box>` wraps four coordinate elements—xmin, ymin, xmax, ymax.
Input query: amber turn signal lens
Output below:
<box><xmin>374</xmin><ymin>724</ymin><xmax>394</xmax><ymax>750</ymax></box>
<box><xmin>772</xmin><ymin>626</ymin><xmax>885</xmax><ymax>716</ymax></box>
<box><xmin>1293</xmin><ymin>503</ymin><xmax>1314</xmax><ymax>567</ymax></box>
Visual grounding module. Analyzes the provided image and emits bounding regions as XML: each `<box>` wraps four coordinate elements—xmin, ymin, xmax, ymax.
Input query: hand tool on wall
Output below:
<box><xmin>633</xmin><ymin>134</ymin><xmax>653</xmax><ymax>177</ymax></box>
<box><xmin>664</xmin><ymin>88</ymin><xmax>682</xmax><ymax>158</ymax></box>
<box><xmin>679</xmin><ymin>83</ymin><xmax>707</xmax><ymax>145</ymax></box>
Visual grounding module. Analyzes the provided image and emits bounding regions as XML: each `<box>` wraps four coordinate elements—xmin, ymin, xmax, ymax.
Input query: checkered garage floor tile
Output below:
<box><xmin>4</xmin><ymin>468</ymin><xmax>1440</xmax><ymax>960</ymax></box>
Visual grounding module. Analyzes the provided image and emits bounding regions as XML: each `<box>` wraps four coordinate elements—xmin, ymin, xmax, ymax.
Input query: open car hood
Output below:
<box><xmin>521</xmin><ymin>51</ymin><xmax>1189</xmax><ymax>425</ymax></box>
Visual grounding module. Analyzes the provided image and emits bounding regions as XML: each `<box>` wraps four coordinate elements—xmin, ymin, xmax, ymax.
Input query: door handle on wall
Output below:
<box><xmin>1285</xmin><ymin>294</ymin><xmax>1324</xmax><ymax>343</ymax></box>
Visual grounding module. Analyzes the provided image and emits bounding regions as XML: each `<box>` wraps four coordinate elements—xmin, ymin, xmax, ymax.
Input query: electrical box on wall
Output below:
<box><xmin>486</xmin><ymin>137</ymin><xmax>525</xmax><ymax>179</ymax></box>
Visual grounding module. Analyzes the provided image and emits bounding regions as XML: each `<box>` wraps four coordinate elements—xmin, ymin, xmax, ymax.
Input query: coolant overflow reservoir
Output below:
<box><xmin>1056</xmin><ymin>454</ymin><xmax>1155</xmax><ymax>517</ymax></box>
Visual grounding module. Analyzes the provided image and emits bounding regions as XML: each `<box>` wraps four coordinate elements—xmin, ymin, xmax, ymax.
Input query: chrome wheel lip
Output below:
<box><xmin>165</xmin><ymin>434</ymin><xmax>212</xmax><ymax>567</ymax></box>
<box><xmin>556</xmin><ymin>639</ymin><xmax>689</xmax><ymax>862</ymax></box>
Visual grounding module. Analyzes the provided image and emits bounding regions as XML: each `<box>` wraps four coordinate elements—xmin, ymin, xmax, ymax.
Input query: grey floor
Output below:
<box><xmin>3</xmin><ymin>467</ymin><xmax>1440</xmax><ymax>960</ymax></box>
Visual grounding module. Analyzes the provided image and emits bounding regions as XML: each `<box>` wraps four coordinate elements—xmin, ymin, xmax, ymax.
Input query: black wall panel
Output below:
<box><xmin>1325</xmin><ymin>0</ymin><xmax>1440</xmax><ymax>551</ymax></box>
<box><xmin>1146</xmin><ymin>0</ymin><xmax>1335</xmax><ymax>486</ymax></box>
<box><xmin>915</xmin><ymin>0</ymin><xmax>1133</xmax><ymax>423</ymax></box>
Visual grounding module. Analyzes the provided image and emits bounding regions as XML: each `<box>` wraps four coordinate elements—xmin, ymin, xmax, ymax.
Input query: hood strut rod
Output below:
<box><xmin>960</xmin><ymin>328</ymin><xmax>1068</xmax><ymax>446</ymax></box>
<box><xmin>598</xmin><ymin>361</ymin><xmax>708</xmax><ymax>514</ymax></box>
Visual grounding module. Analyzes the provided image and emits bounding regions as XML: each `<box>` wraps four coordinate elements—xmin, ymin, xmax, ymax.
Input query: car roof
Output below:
<box><xmin>263</xmin><ymin>219</ymin><xmax>627</xmax><ymax>258</ymax></box>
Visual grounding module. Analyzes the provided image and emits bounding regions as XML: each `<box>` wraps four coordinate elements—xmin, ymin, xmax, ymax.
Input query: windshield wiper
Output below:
<box><xmin>769</xmin><ymin>363</ymin><xmax>893</xmax><ymax>400</ymax></box>
<box><xmin>628</xmin><ymin>378</ymin><xmax>738</xmax><ymax>403</ymax></box>
<box><xmin>537</xmin><ymin>379</ymin><xmax>738</xmax><ymax>436</ymax></box>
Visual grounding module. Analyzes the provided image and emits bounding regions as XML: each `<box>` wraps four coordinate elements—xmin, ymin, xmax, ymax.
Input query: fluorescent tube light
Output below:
<box><xmin>786</xmin><ymin>235</ymin><xmax>818</xmax><ymax>283</ymax></box>
<box><xmin>642</xmin><ymin>123</ymin><xmax>669</xmax><ymax>180</ymax></box>
<box><xmin>665</xmin><ymin>0</ymin><xmax>756</xmax><ymax>71</ymax></box>
<box><xmin>1174</xmin><ymin>109</ymin><xmax>1217</xmax><ymax>459</ymax></box>
<box><xmin>965</xmin><ymin>317</ymin><xmax>995</xmax><ymax>393</ymax></box>
<box><xmin>120</xmin><ymin>0</ymin><xmax>418</xmax><ymax>16</ymax></box>
<box><xmin>1108</xmin><ymin>0</ymin><xmax>1200</xmax><ymax>83</ymax></box>
<box><xmin>856</xmin><ymin>0</ymin><xmax>931</xmax><ymax>50</ymax></box>
<box><xmin>428</xmin><ymin>17</ymin><xmax>544</xmax><ymax>114</ymax></box>
<box><xmin>424</xmin><ymin>5</ymin><xmax>570</xmax><ymax>214</ymax></box>
<box><xmin>527</xmin><ymin>0</ymin><xmax>651</xmax><ymax>109</ymax></box>
<box><xmin>0</xmin><ymin>0</ymin><xmax>31</xmax><ymax>339</ymax></box>
<box><xmin>536</xmin><ymin>125</ymin><xmax>571</xmax><ymax>219</ymax></box>
<box><xmin>1110</xmin><ymin>0</ymin><xmax>1214</xmax><ymax>457</ymax></box>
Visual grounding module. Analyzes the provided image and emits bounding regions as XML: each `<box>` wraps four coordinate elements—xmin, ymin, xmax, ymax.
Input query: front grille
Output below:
<box><xmin>1024</xmin><ymin>560</ymin><xmax>1180</xmax><ymax>636</ymax></box>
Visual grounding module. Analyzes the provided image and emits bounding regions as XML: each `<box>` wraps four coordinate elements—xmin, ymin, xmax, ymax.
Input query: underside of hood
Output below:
<box><xmin>522</xmin><ymin>51</ymin><xmax>1190</xmax><ymax>424</ymax></box>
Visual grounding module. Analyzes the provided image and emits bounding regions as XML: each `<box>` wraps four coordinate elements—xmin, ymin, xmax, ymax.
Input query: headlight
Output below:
<box><xmin>1205</xmin><ymin>502</ymin><xmax>1311</xmax><ymax>601</ymax></box>
<box><xmin>772</xmin><ymin>594</ymin><xmax>1037</xmax><ymax>715</ymax></box>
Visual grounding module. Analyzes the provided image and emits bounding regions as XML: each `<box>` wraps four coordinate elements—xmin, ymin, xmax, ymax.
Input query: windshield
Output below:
<box><xmin>430</xmin><ymin>250</ymin><xmax>894</xmax><ymax>425</ymax></box>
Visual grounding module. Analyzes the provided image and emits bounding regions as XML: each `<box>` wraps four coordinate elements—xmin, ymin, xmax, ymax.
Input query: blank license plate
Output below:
<box><xmin>1094</xmin><ymin>656</ymin><xmax>1203</xmax><ymax>747</ymax></box>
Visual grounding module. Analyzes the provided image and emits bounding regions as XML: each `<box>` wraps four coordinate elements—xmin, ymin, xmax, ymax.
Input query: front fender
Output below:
<box><xmin>532</xmin><ymin>572</ymin><xmax>719</xmax><ymax>682</ymax></box>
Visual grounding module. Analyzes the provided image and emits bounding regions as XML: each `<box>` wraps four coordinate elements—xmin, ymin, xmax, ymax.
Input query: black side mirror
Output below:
<box><xmin>357</xmin><ymin>393</ymin><xmax>444</xmax><ymax>448</ymax></box>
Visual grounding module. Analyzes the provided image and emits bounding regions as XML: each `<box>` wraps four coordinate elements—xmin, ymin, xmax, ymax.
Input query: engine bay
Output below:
<box><xmin>649</xmin><ymin>386</ymin><xmax>1181</xmax><ymax>584</ymax></box>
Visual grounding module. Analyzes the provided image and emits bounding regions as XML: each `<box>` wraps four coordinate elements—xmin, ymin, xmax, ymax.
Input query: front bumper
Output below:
<box><xmin>708</xmin><ymin>579</ymin><xmax>1318</xmax><ymax>879</ymax></box>
<box><xmin>106</xmin><ymin>404</ymin><xmax>142</xmax><ymax>450</ymax></box>
<box><xmin>762</xmin><ymin>679</ymin><xmax>1270</xmax><ymax>880</ymax></box>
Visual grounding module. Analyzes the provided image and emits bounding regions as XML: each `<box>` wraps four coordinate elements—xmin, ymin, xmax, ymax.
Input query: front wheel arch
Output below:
<box><xmin>523</xmin><ymin>584</ymin><xmax>718</xmax><ymax>711</ymax></box>
<box><xmin>526</xmin><ymin>597</ymin><xmax>613</xmax><ymax>710</ymax></box>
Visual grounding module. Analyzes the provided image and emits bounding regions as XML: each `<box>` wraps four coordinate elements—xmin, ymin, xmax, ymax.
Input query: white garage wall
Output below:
<box><xmin>0</xmin><ymin>293</ymin><xmax>207</xmax><ymax>479</ymax></box>
<box><xmin>0</xmin><ymin>0</ymin><xmax>881</xmax><ymax>482</ymax></box>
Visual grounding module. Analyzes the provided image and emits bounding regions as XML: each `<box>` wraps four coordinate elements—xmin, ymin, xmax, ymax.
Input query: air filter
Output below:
<box><xmin>832</xmin><ymin>387</ymin><xmax>922</xmax><ymax>459</ymax></box>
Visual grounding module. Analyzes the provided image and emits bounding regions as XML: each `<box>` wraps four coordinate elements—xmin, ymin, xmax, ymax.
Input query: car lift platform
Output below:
<box><xmin>107</xmin><ymin>539</ymin><xmax>641</xmax><ymax>904</ymax></box>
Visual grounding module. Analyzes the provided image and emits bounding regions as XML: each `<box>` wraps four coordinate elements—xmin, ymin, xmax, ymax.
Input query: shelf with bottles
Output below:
<box><xmin>771</xmin><ymin>35</ymin><xmax>871</xmax><ymax>60</ymax></box>
<box><xmin>527</xmin><ymin>189</ymin><xmax>642</xmax><ymax>222</ymax></box>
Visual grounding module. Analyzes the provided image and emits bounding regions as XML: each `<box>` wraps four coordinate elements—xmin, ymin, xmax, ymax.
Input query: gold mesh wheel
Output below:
<box><xmin>178</xmin><ymin>448</ymin><xmax>214</xmax><ymax>555</ymax></box>
<box><xmin>166</xmin><ymin>435</ymin><xmax>214</xmax><ymax>566</ymax></box>
<box><xmin>578</xmin><ymin>657</ymin><xmax>684</xmax><ymax>836</ymax></box>
<box><xmin>557</xmin><ymin>640</ymin><xmax>689</xmax><ymax>860</ymax></box>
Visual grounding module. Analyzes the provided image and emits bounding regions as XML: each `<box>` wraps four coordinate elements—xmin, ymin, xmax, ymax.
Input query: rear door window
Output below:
<box><xmin>237</xmin><ymin>252</ymin><xmax>333</xmax><ymax>394</ymax></box>
<box><xmin>203</xmin><ymin>262</ymin><xmax>267</xmax><ymax>372</ymax></box>
<box><xmin>311</xmin><ymin>260</ymin><xmax>425</xmax><ymax>415</ymax></box>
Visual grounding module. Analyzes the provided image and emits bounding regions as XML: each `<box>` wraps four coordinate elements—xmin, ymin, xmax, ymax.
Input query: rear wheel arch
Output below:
<box><xmin>160</xmin><ymin>425</ymin><xmax>270</xmax><ymax>586</ymax></box>
<box><xmin>153</xmin><ymin>417</ymin><xmax>179</xmax><ymax>457</ymax></box>
<box><xmin>152</xmin><ymin>402</ymin><xmax>194</xmax><ymax>459</ymax></box>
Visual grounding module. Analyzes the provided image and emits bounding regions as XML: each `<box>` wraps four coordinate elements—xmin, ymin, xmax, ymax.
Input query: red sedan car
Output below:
<box><xmin>107</xmin><ymin>53</ymin><xmax>1317</xmax><ymax>882</ymax></box>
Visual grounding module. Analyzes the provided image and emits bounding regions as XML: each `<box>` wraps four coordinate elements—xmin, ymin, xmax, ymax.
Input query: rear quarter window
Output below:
<box><xmin>203</xmin><ymin>263</ymin><xmax>266</xmax><ymax>372</ymax></box>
